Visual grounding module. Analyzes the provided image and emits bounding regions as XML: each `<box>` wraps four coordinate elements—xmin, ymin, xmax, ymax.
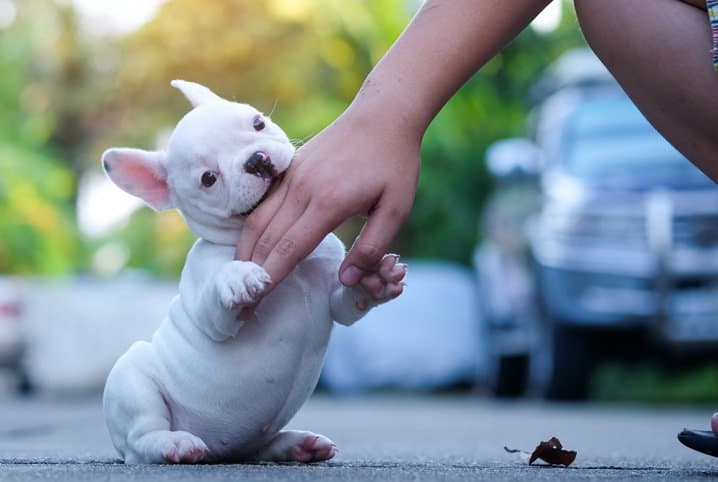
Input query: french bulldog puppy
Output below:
<box><xmin>101</xmin><ymin>80</ymin><xmax>406</xmax><ymax>464</ymax></box>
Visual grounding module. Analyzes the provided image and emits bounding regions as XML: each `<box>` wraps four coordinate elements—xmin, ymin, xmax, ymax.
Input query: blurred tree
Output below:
<box><xmin>107</xmin><ymin>0</ymin><xmax>413</xmax><ymax>144</ymax></box>
<box><xmin>0</xmin><ymin>0</ymin><xmax>585</xmax><ymax>275</ymax></box>
<box><xmin>96</xmin><ymin>0</ymin><xmax>418</xmax><ymax>275</ymax></box>
<box><xmin>0</xmin><ymin>0</ymin><xmax>86</xmax><ymax>274</ymax></box>
<box><xmin>99</xmin><ymin>0</ymin><xmax>583</xmax><ymax>273</ymax></box>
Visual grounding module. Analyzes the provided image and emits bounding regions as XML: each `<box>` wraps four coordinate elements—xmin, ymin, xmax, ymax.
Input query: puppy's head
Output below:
<box><xmin>102</xmin><ymin>80</ymin><xmax>294</xmax><ymax>243</ymax></box>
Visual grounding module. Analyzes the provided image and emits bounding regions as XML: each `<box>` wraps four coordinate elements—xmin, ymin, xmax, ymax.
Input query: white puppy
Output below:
<box><xmin>101</xmin><ymin>80</ymin><xmax>406</xmax><ymax>464</ymax></box>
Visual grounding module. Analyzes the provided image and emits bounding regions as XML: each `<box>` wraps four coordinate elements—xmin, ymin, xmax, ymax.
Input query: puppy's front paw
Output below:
<box><xmin>216</xmin><ymin>261</ymin><xmax>271</xmax><ymax>310</ymax></box>
<box><xmin>354</xmin><ymin>254</ymin><xmax>407</xmax><ymax>310</ymax></box>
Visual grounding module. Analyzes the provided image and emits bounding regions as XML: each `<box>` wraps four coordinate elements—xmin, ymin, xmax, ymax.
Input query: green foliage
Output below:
<box><xmin>107</xmin><ymin>209</ymin><xmax>195</xmax><ymax>278</ymax></box>
<box><xmin>109</xmin><ymin>0</ymin><xmax>412</xmax><ymax>144</ymax></box>
<box><xmin>593</xmin><ymin>362</ymin><xmax>718</xmax><ymax>404</ymax></box>
<box><xmin>100</xmin><ymin>0</ymin><xmax>584</xmax><ymax>272</ymax></box>
<box><xmin>1</xmin><ymin>0</ymin><xmax>585</xmax><ymax>275</ymax></box>
<box><xmin>0</xmin><ymin>142</ymin><xmax>79</xmax><ymax>273</ymax></box>
<box><xmin>0</xmin><ymin>0</ymin><xmax>85</xmax><ymax>274</ymax></box>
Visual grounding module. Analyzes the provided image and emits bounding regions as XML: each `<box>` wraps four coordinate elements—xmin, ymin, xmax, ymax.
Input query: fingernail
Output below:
<box><xmin>340</xmin><ymin>265</ymin><xmax>363</xmax><ymax>286</ymax></box>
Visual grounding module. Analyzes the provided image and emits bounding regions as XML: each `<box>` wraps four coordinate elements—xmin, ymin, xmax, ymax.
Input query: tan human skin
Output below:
<box><xmin>575</xmin><ymin>0</ymin><xmax>718</xmax><ymax>182</ymax></box>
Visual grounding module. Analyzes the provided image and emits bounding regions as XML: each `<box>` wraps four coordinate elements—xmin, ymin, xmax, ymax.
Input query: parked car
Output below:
<box><xmin>476</xmin><ymin>50</ymin><xmax>718</xmax><ymax>400</ymax></box>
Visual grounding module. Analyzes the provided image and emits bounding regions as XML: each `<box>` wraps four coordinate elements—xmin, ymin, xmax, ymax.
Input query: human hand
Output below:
<box><xmin>234</xmin><ymin>103</ymin><xmax>420</xmax><ymax>294</ymax></box>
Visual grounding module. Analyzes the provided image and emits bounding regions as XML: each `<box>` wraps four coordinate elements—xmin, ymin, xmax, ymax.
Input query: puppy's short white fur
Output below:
<box><xmin>101</xmin><ymin>81</ymin><xmax>405</xmax><ymax>464</ymax></box>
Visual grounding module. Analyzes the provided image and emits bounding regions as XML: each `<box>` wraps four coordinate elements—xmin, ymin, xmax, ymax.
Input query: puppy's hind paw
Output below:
<box><xmin>161</xmin><ymin>431</ymin><xmax>209</xmax><ymax>464</ymax></box>
<box><xmin>256</xmin><ymin>430</ymin><xmax>337</xmax><ymax>463</ymax></box>
<box><xmin>291</xmin><ymin>434</ymin><xmax>337</xmax><ymax>463</ymax></box>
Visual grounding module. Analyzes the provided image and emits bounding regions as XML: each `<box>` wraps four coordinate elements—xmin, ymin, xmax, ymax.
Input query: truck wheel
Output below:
<box><xmin>16</xmin><ymin>367</ymin><xmax>32</xmax><ymax>395</ymax></box>
<box><xmin>489</xmin><ymin>354</ymin><xmax>529</xmax><ymax>398</ymax></box>
<box><xmin>543</xmin><ymin>326</ymin><xmax>594</xmax><ymax>400</ymax></box>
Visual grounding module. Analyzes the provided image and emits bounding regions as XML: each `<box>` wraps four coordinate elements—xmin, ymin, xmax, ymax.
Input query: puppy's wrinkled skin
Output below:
<box><xmin>101</xmin><ymin>81</ymin><xmax>406</xmax><ymax>464</ymax></box>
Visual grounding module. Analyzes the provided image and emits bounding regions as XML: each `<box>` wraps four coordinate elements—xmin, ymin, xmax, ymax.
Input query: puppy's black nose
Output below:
<box><xmin>244</xmin><ymin>151</ymin><xmax>276</xmax><ymax>179</ymax></box>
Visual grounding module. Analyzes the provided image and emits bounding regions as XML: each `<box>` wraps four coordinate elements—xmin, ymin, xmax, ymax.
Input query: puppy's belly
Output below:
<box><xmin>152</xmin><ymin>289</ymin><xmax>333</xmax><ymax>458</ymax></box>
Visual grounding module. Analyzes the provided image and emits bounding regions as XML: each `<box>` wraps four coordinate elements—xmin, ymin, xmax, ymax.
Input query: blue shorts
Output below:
<box><xmin>709</xmin><ymin>0</ymin><xmax>718</xmax><ymax>69</ymax></box>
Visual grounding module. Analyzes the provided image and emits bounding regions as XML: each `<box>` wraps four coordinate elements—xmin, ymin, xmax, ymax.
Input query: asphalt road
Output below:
<box><xmin>0</xmin><ymin>393</ymin><xmax>715</xmax><ymax>481</ymax></box>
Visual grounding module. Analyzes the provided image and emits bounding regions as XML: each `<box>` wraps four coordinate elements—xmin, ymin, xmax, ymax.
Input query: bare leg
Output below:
<box><xmin>576</xmin><ymin>0</ymin><xmax>718</xmax><ymax>441</ymax></box>
<box><xmin>574</xmin><ymin>0</ymin><xmax>718</xmax><ymax>182</ymax></box>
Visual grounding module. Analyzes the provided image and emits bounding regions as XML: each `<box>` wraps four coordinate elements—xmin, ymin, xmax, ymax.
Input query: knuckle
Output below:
<box><xmin>353</xmin><ymin>242</ymin><xmax>382</xmax><ymax>265</ymax></box>
<box><xmin>254</xmin><ymin>235</ymin><xmax>274</xmax><ymax>259</ymax></box>
<box><xmin>275</xmin><ymin>237</ymin><xmax>297</xmax><ymax>259</ymax></box>
<box><xmin>388</xmin><ymin>204</ymin><xmax>410</xmax><ymax>222</ymax></box>
<box><xmin>314</xmin><ymin>189</ymin><xmax>340</xmax><ymax>211</ymax></box>
<box><xmin>242</xmin><ymin>213</ymin><xmax>263</xmax><ymax>233</ymax></box>
<box><xmin>290</xmin><ymin>175</ymin><xmax>309</xmax><ymax>195</ymax></box>
<box><xmin>289</xmin><ymin>189</ymin><xmax>304</xmax><ymax>205</ymax></box>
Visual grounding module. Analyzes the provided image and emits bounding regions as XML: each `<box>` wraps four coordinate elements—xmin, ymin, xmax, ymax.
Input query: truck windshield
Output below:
<box><xmin>559</xmin><ymin>97</ymin><xmax>713</xmax><ymax>187</ymax></box>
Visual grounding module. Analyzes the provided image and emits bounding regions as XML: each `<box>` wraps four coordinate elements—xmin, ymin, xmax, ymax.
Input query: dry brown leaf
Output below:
<box><xmin>529</xmin><ymin>437</ymin><xmax>577</xmax><ymax>467</ymax></box>
<box><xmin>504</xmin><ymin>437</ymin><xmax>577</xmax><ymax>467</ymax></box>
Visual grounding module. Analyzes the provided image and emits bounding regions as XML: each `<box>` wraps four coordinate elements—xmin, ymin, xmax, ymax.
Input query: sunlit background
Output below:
<box><xmin>1</xmin><ymin>0</ymin><xmax>717</xmax><ymax>405</ymax></box>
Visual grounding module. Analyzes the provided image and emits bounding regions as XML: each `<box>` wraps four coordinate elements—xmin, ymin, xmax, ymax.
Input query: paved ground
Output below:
<box><xmin>0</xmin><ymin>393</ymin><xmax>715</xmax><ymax>481</ymax></box>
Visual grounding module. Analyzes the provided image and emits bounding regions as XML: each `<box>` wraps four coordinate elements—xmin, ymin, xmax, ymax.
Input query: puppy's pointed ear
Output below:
<box><xmin>102</xmin><ymin>148</ymin><xmax>173</xmax><ymax>211</ymax></box>
<box><xmin>171</xmin><ymin>79</ymin><xmax>223</xmax><ymax>108</ymax></box>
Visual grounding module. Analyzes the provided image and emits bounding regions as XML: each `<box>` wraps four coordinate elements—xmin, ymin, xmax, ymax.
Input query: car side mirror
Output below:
<box><xmin>485</xmin><ymin>138</ymin><xmax>542</xmax><ymax>180</ymax></box>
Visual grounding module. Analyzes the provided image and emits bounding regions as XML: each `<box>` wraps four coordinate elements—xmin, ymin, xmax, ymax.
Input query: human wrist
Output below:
<box><xmin>345</xmin><ymin>74</ymin><xmax>431</xmax><ymax>146</ymax></box>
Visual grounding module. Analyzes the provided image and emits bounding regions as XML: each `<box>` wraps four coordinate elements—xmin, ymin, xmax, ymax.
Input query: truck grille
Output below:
<box><xmin>673</xmin><ymin>215</ymin><xmax>718</xmax><ymax>248</ymax></box>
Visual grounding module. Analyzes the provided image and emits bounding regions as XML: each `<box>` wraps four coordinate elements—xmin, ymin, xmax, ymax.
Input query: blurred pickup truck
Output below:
<box><xmin>475</xmin><ymin>50</ymin><xmax>718</xmax><ymax>400</ymax></box>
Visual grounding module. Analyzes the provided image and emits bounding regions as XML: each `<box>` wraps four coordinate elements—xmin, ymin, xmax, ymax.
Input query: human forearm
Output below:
<box><xmin>349</xmin><ymin>0</ymin><xmax>551</xmax><ymax>138</ymax></box>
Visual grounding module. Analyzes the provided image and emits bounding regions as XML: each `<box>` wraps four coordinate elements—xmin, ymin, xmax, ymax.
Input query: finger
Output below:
<box><xmin>235</xmin><ymin>179</ymin><xmax>290</xmax><ymax>261</ymax></box>
<box><xmin>249</xmin><ymin>188</ymin><xmax>311</xmax><ymax>267</ymax></box>
<box><xmin>339</xmin><ymin>200</ymin><xmax>409</xmax><ymax>286</ymax></box>
<box><xmin>261</xmin><ymin>206</ymin><xmax>343</xmax><ymax>289</ymax></box>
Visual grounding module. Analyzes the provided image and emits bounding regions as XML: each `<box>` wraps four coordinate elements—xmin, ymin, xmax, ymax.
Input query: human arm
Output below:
<box><xmin>235</xmin><ymin>0</ymin><xmax>552</xmax><ymax>288</ymax></box>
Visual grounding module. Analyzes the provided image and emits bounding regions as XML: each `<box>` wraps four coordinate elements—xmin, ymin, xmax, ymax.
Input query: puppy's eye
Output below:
<box><xmin>253</xmin><ymin>115</ymin><xmax>266</xmax><ymax>131</ymax></box>
<box><xmin>201</xmin><ymin>170</ymin><xmax>218</xmax><ymax>188</ymax></box>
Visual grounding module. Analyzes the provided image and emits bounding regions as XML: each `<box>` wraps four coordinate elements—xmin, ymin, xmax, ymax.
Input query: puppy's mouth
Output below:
<box><xmin>233</xmin><ymin>171</ymin><xmax>286</xmax><ymax>218</ymax></box>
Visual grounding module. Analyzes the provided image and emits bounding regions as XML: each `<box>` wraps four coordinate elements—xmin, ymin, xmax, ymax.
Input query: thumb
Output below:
<box><xmin>339</xmin><ymin>203</ymin><xmax>406</xmax><ymax>286</ymax></box>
